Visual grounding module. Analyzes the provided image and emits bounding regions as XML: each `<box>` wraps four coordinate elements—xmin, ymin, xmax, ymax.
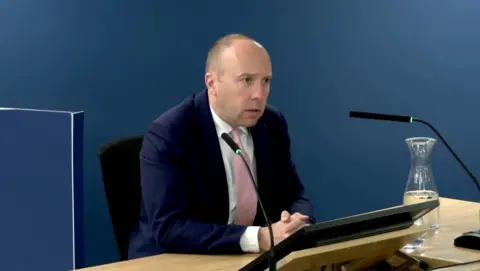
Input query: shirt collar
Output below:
<box><xmin>209</xmin><ymin>105</ymin><xmax>248</xmax><ymax>138</ymax></box>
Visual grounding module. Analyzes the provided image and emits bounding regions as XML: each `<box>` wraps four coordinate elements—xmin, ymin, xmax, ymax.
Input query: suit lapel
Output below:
<box><xmin>193</xmin><ymin>90</ymin><xmax>230</xmax><ymax>223</ymax></box>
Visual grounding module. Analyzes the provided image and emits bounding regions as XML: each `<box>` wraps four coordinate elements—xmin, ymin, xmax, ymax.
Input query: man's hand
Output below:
<box><xmin>280</xmin><ymin>210</ymin><xmax>309</xmax><ymax>224</ymax></box>
<box><xmin>258</xmin><ymin>211</ymin><xmax>310</xmax><ymax>252</ymax></box>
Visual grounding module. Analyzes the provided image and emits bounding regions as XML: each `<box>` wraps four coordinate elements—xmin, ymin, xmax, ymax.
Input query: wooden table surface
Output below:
<box><xmin>77</xmin><ymin>197</ymin><xmax>480</xmax><ymax>271</ymax></box>
<box><xmin>406</xmin><ymin>197</ymin><xmax>480</xmax><ymax>266</ymax></box>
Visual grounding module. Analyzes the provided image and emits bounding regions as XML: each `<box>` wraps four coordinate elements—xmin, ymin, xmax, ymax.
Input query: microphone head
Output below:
<box><xmin>221</xmin><ymin>133</ymin><xmax>242</xmax><ymax>155</ymax></box>
<box><xmin>349</xmin><ymin>111</ymin><xmax>413</xmax><ymax>123</ymax></box>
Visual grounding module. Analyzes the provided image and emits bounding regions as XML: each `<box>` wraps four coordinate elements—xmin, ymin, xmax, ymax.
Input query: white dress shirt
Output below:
<box><xmin>209</xmin><ymin>106</ymin><xmax>261</xmax><ymax>253</ymax></box>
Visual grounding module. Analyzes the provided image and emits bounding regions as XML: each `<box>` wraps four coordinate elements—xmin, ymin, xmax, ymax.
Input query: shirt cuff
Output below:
<box><xmin>239</xmin><ymin>226</ymin><xmax>261</xmax><ymax>253</ymax></box>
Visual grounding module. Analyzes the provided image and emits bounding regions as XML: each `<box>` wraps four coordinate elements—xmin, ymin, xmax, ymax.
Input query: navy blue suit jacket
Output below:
<box><xmin>128</xmin><ymin>89</ymin><xmax>315</xmax><ymax>259</ymax></box>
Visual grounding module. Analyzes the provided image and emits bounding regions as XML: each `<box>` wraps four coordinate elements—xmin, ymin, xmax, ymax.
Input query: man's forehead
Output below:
<box><xmin>226</xmin><ymin>56</ymin><xmax>272</xmax><ymax>76</ymax></box>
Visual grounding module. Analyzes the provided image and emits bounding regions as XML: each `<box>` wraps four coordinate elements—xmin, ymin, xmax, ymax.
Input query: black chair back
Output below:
<box><xmin>98</xmin><ymin>135</ymin><xmax>143</xmax><ymax>261</ymax></box>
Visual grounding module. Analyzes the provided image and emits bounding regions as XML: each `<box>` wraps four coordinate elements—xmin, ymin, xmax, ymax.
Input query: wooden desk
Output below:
<box><xmin>77</xmin><ymin>227</ymin><xmax>428</xmax><ymax>271</ymax></box>
<box><xmin>406</xmin><ymin>197</ymin><xmax>480</xmax><ymax>266</ymax></box>
<box><xmin>77</xmin><ymin>197</ymin><xmax>479</xmax><ymax>271</ymax></box>
<box><xmin>76</xmin><ymin>253</ymin><xmax>257</xmax><ymax>271</ymax></box>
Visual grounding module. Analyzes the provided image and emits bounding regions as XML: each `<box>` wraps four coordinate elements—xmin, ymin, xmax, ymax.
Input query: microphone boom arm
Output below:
<box><xmin>413</xmin><ymin>118</ymin><xmax>480</xmax><ymax>192</ymax></box>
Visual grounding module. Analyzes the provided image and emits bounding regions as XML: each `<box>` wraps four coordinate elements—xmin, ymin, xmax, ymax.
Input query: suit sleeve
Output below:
<box><xmin>140</xmin><ymin>125</ymin><xmax>248</xmax><ymax>254</ymax></box>
<box><xmin>277</xmin><ymin>113</ymin><xmax>316</xmax><ymax>224</ymax></box>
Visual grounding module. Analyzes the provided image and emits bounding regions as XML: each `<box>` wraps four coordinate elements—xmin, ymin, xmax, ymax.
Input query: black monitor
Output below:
<box><xmin>240</xmin><ymin>199</ymin><xmax>439</xmax><ymax>271</ymax></box>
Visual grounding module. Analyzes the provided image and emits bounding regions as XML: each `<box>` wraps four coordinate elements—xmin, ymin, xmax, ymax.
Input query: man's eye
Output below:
<box><xmin>264</xmin><ymin>78</ymin><xmax>271</xmax><ymax>84</ymax></box>
<box><xmin>242</xmin><ymin>77</ymin><xmax>252</xmax><ymax>84</ymax></box>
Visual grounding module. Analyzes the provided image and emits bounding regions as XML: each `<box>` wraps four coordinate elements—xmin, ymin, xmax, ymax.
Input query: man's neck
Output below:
<box><xmin>209</xmin><ymin>102</ymin><xmax>237</xmax><ymax>129</ymax></box>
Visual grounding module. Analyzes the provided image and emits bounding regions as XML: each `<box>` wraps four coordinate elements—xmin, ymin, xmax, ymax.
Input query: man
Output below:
<box><xmin>128</xmin><ymin>33</ymin><xmax>315</xmax><ymax>259</ymax></box>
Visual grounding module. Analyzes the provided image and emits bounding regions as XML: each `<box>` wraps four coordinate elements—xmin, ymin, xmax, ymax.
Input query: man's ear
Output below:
<box><xmin>205</xmin><ymin>72</ymin><xmax>217</xmax><ymax>96</ymax></box>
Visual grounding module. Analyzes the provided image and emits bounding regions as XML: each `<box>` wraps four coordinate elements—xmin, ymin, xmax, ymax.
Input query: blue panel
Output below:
<box><xmin>73</xmin><ymin>112</ymin><xmax>85</xmax><ymax>269</ymax></box>
<box><xmin>0</xmin><ymin>109</ymin><xmax>83</xmax><ymax>271</ymax></box>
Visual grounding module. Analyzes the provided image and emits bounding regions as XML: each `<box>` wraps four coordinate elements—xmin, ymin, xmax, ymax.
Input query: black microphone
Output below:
<box><xmin>221</xmin><ymin>132</ymin><xmax>276</xmax><ymax>271</ymax></box>
<box><xmin>349</xmin><ymin>111</ymin><xmax>480</xmax><ymax>192</ymax></box>
<box><xmin>349</xmin><ymin>111</ymin><xmax>413</xmax><ymax>123</ymax></box>
<box><xmin>349</xmin><ymin>110</ymin><xmax>480</xmax><ymax>250</ymax></box>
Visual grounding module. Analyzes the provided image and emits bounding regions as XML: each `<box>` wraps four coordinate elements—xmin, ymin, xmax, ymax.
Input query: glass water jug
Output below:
<box><xmin>403</xmin><ymin>137</ymin><xmax>440</xmax><ymax>250</ymax></box>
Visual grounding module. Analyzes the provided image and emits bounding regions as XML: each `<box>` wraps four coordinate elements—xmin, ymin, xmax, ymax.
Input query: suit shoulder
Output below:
<box><xmin>262</xmin><ymin>104</ymin><xmax>287</xmax><ymax>126</ymax></box>
<box><xmin>146</xmin><ymin>94</ymin><xmax>197</xmax><ymax>145</ymax></box>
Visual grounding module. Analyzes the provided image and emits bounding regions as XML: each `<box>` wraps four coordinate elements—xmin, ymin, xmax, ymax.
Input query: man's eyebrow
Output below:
<box><xmin>237</xmin><ymin>72</ymin><xmax>254</xmax><ymax>78</ymax></box>
<box><xmin>236</xmin><ymin>73</ymin><xmax>272</xmax><ymax>78</ymax></box>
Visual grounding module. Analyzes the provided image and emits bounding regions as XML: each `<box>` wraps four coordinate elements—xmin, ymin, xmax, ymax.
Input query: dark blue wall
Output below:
<box><xmin>1</xmin><ymin>0</ymin><xmax>479</xmax><ymax>268</ymax></box>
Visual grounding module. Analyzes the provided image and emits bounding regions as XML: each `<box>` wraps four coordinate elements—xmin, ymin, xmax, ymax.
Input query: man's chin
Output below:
<box><xmin>240</xmin><ymin>118</ymin><xmax>260</xmax><ymax>128</ymax></box>
<box><xmin>239</xmin><ymin>110</ymin><xmax>264</xmax><ymax>127</ymax></box>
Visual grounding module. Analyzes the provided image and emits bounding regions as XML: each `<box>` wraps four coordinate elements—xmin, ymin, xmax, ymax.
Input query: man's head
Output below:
<box><xmin>205</xmin><ymin>33</ymin><xmax>272</xmax><ymax>128</ymax></box>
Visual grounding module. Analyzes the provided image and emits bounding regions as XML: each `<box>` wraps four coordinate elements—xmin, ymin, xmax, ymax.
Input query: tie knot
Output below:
<box><xmin>230</xmin><ymin>127</ymin><xmax>243</xmax><ymax>144</ymax></box>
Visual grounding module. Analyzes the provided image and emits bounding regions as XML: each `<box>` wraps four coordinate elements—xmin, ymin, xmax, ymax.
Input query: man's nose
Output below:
<box><xmin>251</xmin><ymin>84</ymin><xmax>266</xmax><ymax>100</ymax></box>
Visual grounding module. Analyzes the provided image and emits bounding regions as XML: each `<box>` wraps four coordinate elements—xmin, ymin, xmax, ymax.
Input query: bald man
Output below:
<box><xmin>128</xmin><ymin>33</ymin><xmax>316</xmax><ymax>259</ymax></box>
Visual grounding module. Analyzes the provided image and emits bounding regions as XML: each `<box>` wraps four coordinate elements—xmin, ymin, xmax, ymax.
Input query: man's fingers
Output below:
<box><xmin>281</xmin><ymin>211</ymin><xmax>290</xmax><ymax>222</ymax></box>
<box><xmin>284</xmin><ymin>218</ymin><xmax>305</xmax><ymax>233</ymax></box>
<box><xmin>285</xmin><ymin>222</ymin><xmax>304</xmax><ymax>234</ymax></box>
<box><xmin>291</xmin><ymin>212</ymin><xmax>309</xmax><ymax>221</ymax></box>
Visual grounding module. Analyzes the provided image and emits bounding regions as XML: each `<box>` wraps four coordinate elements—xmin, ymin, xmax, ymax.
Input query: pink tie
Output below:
<box><xmin>230</xmin><ymin>128</ymin><xmax>257</xmax><ymax>226</ymax></box>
